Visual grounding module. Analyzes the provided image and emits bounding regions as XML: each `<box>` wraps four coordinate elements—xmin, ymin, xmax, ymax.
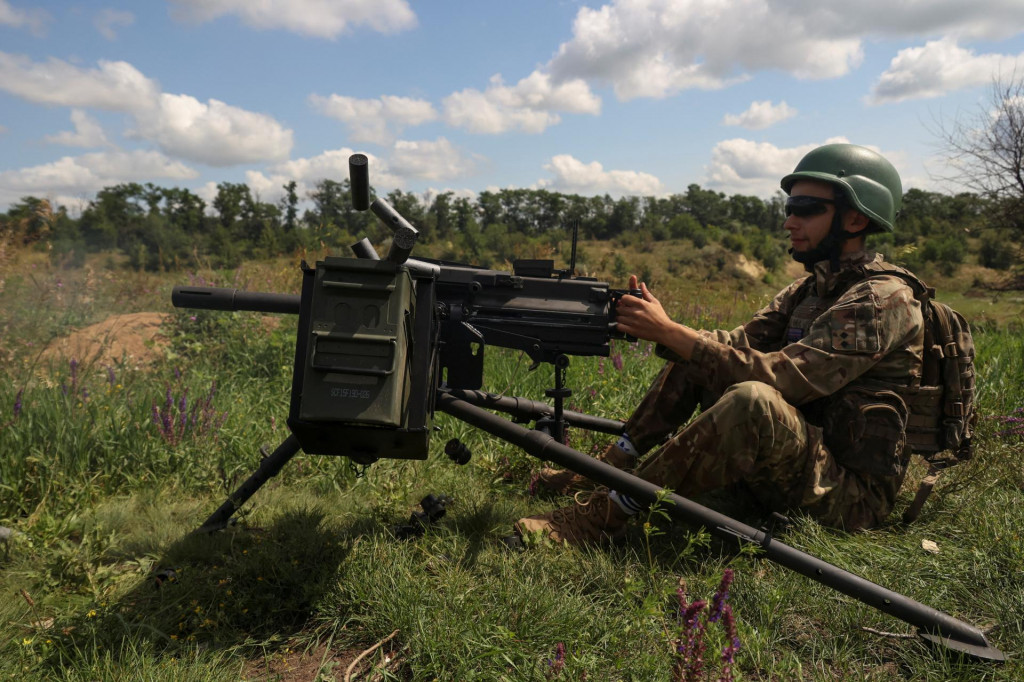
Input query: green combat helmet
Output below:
<box><xmin>781</xmin><ymin>143</ymin><xmax>902</xmax><ymax>233</ymax></box>
<box><xmin>781</xmin><ymin>143</ymin><xmax>902</xmax><ymax>268</ymax></box>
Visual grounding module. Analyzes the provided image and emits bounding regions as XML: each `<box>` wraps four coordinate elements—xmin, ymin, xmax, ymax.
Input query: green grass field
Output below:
<box><xmin>1</xmin><ymin>246</ymin><xmax>1022</xmax><ymax>680</ymax></box>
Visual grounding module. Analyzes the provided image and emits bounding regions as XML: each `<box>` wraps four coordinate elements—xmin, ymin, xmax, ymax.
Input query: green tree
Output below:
<box><xmin>979</xmin><ymin>231</ymin><xmax>1017</xmax><ymax>270</ymax></box>
<box><xmin>428</xmin><ymin>191</ymin><xmax>455</xmax><ymax>242</ymax></box>
<box><xmin>685</xmin><ymin>184</ymin><xmax>729</xmax><ymax>228</ymax></box>
<box><xmin>608</xmin><ymin>196</ymin><xmax>641</xmax><ymax>236</ymax></box>
<box><xmin>212</xmin><ymin>182</ymin><xmax>252</xmax><ymax>231</ymax></box>
<box><xmin>79</xmin><ymin>183</ymin><xmax>146</xmax><ymax>251</ymax></box>
<box><xmin>3</xmin><ymin>196</ymin><xmax>55</xmax><ymax>245</ymax></box>
<box><xmin>281</xmin><ymin>180</ymin><xmax>299</xmax><ymax>233</ymax></box>
<box><xmin>161</xmin><ymin>187</ymin><xmax>207</xmax><ymax>236</ymax></box>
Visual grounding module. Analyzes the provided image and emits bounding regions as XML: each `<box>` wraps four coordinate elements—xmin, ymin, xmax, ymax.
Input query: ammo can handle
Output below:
<box><xmin>321</xmin><ymin>281</ymin><xmax>397</xmax><ymax>293</ymax></box>
<box><xmin>309</xmin><ymin>331</ymin><xmax>397</xmax><ymax>376</ymax></box>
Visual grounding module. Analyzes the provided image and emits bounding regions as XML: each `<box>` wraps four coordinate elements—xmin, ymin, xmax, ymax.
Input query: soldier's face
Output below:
<box><xmin>784</xmin><ymin>180</ymin><xmax>837</xmax><ymax>253</ymax></box>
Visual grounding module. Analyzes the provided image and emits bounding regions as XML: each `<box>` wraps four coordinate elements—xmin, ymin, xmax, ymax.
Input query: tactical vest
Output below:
<box><xmin>789</xmin><ymin>262</ymin><xmax>977</xmax><ymax>522</ymax></box>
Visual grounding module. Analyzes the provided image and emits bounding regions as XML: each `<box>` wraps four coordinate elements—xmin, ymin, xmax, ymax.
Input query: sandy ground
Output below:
<box><xmin>41</xmin><ymin>312</ymin><xmax>171</xmax><ymax>368</ymax></box>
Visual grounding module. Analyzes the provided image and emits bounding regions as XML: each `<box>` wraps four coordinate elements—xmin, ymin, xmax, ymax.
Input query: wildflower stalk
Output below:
<box><xmin>672</xmin><ymin>569</ymin><xmax>741</xmax><ymax>682</ymax></box>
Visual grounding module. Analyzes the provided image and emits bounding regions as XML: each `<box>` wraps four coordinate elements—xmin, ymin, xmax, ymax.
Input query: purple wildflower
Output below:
<box><xmin>709</xmin><ymin>569</ymin><xmax>734</xmax><ymax>623</ymax></box>
<box><xmin>13</xmin><ymin>389</ymin><xmax>23</xmax><ymax>418</ymax></box>
<box><xmin>179</xmin><ymin>390</ymin><xmax>188</xmax><ymax>434</ymax></box>
<box><xmin>719</xmin><ymin>604</ymin><xmax>741</xmax><ymax>680</ymax></box>
<box><xmin>107</xmin><ymin>366</ymin><xmax>116</xmax><ymax>387</ymax></box>
<box><xmin>675</xmin><ymin>598</ymin><xmax>708</xmax><ymax>682</ymax></box>
<box><xmin>546</xmin><ymin>642</ymin><xmax>566</xmax><ymax>676</ymax></box>
<box><xmin>151</xmin><ymin>381</ymin><xmax>228</xmax><ymax>445</ymax></box>
<box><xmin>611</xmin><ymin>352</ymin><xmax>623</xmax><ymax>371</ymax></box>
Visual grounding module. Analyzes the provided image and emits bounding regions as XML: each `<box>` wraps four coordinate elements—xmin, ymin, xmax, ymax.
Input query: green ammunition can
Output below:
<box><xmin>298</xmin><ymin>257</ymin><xmax>414</xmax><ymax>428</ymax></box>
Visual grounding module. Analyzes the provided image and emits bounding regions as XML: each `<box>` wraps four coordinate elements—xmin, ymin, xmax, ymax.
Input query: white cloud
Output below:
<box><xmin>540</xmin><ymin>154</ymin><xmax>663</xmax><ymax>196</ymax></box>
<box><xmin>44</xmin><ymin>109</ymin><xmax>111</xmax><ymax>148</ymax></box>
<box><xmin>169</xmin><ymin>0</ymin><xmax>416</xmax><ymax>38</ymax></box>
<box><xmin>443</xmin><ymin>71</ymin><xmax>600</xmax><ymax>134</ymax></box>
<box><xmin>244</xmin><ymin>140</ymin><xmax>477</xmax><ymax>205</ymax></box>
<box><xmin>722</xmin><ymin>100</ymin><xmax>797</xmax><ymax>129</ymax></box>
<box><xmin>94</xmin><ymin>8</ymin><xmax>134</xmax><ymax>40</ymax></box>
<box><xmin>0</xmin><ymin>150</ymin><xmax>197</xmax><ymax>208</ymax></box>
<box><xmin>0</xmin><ymin>52</ymin><xmax>159</xmax><ymax>111</ymax></box>
<box><xmin>869</xmin><ymin>38</ymin><xmax>1024</xmax><ymax>104</ymax></box>
<box><xmin>706</xmin><ymin>139</ymin><xmax>820</xmax><ymax>196</ymax></box>
<box><xmin>708</xmin><ymin>138</ymin><xmax>917</xmax><ymax>195</ymax></box>
<box><xmin>272</xmin><ymin>148</ymin><xmax>402</xmax><ymax>187</ymax></box>
<box><xmin>701</xmin><ymin>137</ymin><xmax>909</xmax><ymax>197</ymax></box>
<box><xmin>546</xmin><ymin>0</ymin><xmax>1024</xmax><ymax>101</ymax></box>
<box><xmin>130</xmin><ymin>94</ymin><xmax>293</xmax><ymax>166</ymax></box>
<box><xmin>245</xmin><ymin>148</ymin><xmax>405</xmax><ymax>205</ymax></box>
<box><xmin>548</xmin><ymin>0</ymin><xmax>856</xmax><ymax>100</ymax></box>
<box><xmin>0</xmin><ymin>53</ymin><xmax>294</xmax><ymax>166</ymax></box>
<box><xmin>782</xmin><ymin>0</ymin><xmax>1024</xmax><ymax>42</ymax></box>
<box><xmin>389</xmin><ymin>138</ymin><xmax>477</xmax><ymax>181</ymax></box>
<box><xmin>309</xmin><ymin>93</ymin><xmax>437</xmax><ymax>144</ymax></box>
<box><xmin>0</xmin><ymin>0</ymin><xmax>49</xmax><ymax>36</ymax></box>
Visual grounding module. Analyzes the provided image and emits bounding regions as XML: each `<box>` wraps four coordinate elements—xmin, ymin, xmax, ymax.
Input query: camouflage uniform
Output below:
<box><xmin>625</xmin><ymin>250</ymin><xmax>924</xmax><ymax>530</ymax></box>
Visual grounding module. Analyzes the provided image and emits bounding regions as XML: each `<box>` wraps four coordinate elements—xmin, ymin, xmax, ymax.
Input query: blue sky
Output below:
<box><xmin>2</xmin><ymin>1</ymin><xmax>1024</xmax><ymax>213</ymax></box>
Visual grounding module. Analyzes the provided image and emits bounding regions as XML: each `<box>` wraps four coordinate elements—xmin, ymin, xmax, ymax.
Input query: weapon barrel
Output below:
<box><xmin>437</xmin><ymin>392</ymin><xmax>1005</xmax><ymax>662</ymax></box>
<box><xmin>172</xmin><ymin>286</ymin><xmax>301</xmax><ymax>314</ymax></box>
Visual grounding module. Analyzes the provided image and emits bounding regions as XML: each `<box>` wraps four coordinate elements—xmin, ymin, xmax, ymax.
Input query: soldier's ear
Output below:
<box><xmin>845</xmin><ymin>209</ymin><xmax>870</xmax><ymax>236</ymax></box>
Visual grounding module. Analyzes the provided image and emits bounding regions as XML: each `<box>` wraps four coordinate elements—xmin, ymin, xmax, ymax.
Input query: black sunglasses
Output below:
<box><xmin>785</xmin><ymin>195</ymin><xmax>835</xmax><ymax>217</ymax></box>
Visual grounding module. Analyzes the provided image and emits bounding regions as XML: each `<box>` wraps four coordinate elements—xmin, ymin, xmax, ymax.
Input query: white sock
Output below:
<box><xmin>616</xmin><ymin>432</ymin><xmax>638</xmax><ymax>458</ymax></box>
<box><xmin>609</xmin><ymin>490</ymin><xmax>644</xmax><ymax>515</ymax></box>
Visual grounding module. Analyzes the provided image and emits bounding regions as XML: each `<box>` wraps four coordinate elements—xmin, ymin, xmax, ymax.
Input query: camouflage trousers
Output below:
<box><xmin>623</xmin><ymin>363</ymin><xmax>896</xmax><ymax>530</ymax></box>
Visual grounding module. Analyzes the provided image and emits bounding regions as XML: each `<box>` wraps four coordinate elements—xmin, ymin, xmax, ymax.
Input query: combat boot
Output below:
<box><xmin>533</xmin><ymin>443</ymin><xmax>637</xmax><ymax>496</ymax></box>
<box><xmin>515</xmin><ymin>490</ymin><xmax>630</xmax><ymax>545</ymax></box>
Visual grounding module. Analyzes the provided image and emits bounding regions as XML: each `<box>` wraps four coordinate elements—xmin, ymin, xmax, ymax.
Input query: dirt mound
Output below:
<box><xmin>43</xmin><ymin>312</ymin><xmax>171</xmax><ymax>368</ymax></box>
<box><xmin>734</xmin><ymin>254</ymin><xmax>767</xmax><ymax>280</ymax></box>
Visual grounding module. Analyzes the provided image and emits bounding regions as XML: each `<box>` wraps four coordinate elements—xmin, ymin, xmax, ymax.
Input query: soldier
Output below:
<box><xmin>516</xmin><ymin>143</ymin><xmax>925</xmax><ymax>544</ymax></box>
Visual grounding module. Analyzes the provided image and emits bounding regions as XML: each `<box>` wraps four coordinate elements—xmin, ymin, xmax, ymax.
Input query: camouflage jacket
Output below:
<box><xmin>657</xmin><ymin>250</ymin><xmax>925</xmax><ymax>477</ymax></box>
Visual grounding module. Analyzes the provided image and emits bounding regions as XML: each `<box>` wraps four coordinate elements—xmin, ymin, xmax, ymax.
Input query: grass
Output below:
<box><xmin>1</xmin><ymin>244</ymin><xmax>1022</xmax><ymax>680</ymax></box>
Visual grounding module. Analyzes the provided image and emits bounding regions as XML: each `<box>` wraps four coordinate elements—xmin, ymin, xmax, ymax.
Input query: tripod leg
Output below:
<box><xmin>194</xmin><ymin>434</ymin><xmax>301</xmax><ymax>534</ymax></box>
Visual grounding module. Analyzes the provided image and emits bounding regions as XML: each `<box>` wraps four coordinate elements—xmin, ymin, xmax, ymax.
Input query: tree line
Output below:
<box><xmin>1</xmin><ymin>179</ymin><xmax>1017</xmax><ymax>276</ymax></box>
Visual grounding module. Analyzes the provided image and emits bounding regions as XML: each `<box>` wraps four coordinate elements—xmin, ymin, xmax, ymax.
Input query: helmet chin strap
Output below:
<box><xmin>789</xmin><ymin>201</ymin><xmax>859</xmax><ymax>272</ymax></box>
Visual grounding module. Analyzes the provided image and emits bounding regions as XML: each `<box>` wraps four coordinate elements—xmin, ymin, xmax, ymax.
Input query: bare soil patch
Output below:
<box><xmin>242</xmin><ymin>637</ymin><xmax>408</xmax><ymax>681</ymax></box>
<box><xmin>42</xmin><ymin>312</ymin><xmax>172</xmax><ymax>368</ymax></box>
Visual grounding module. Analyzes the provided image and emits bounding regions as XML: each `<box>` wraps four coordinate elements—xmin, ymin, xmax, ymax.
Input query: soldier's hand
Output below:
<box><xmin>616</xmin><ymin>276</ymin><xmax>699</xmax><ymax>360</ymax></box>
<box><xmin>615</xmin><ymin>279</ymin><xmax>672</xmax><ymax>343</ymax></box>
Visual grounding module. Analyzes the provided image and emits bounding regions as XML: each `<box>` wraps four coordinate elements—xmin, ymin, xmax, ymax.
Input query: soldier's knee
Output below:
<box><xmin>720</xmin><ymin>381</ymin><xmax>780</xmax><ymax>415</ymax></box>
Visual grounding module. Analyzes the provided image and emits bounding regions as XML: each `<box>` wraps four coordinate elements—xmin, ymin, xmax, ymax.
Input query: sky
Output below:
<box><xmin>2</xmin><ymin>0</ymin><xmax>1024</xmax><ymax>214</ymax></box>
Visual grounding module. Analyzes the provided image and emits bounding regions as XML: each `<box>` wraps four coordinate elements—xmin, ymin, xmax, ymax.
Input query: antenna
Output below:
<box><xmin>567</xmin><ymin>220</ymin><xmax>579</xmax><ymax>277</ymax></box>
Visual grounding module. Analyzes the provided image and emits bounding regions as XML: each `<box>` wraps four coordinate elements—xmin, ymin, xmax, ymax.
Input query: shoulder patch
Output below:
<box><xmin>828</xmin><ymin>299</ymin><xmax>880</xmax><ymax>353</ymax></box>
